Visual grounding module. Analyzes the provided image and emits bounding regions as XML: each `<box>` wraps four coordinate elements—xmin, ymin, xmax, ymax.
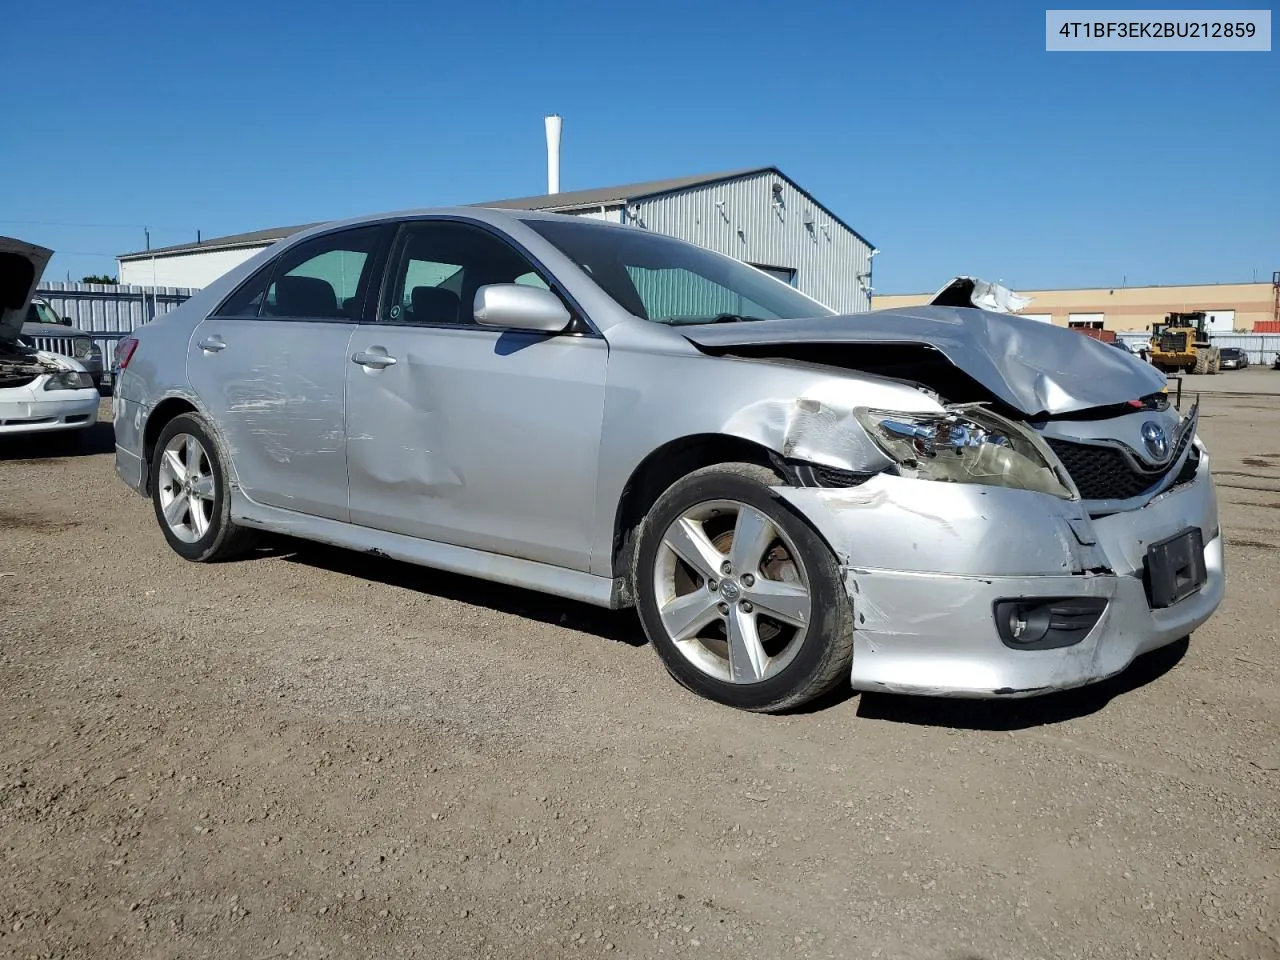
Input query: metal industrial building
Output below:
<box><xmin>873</xmin><ymin>278</ymin><xmax>1279</xmax><ymax>333</ymax></box>
<box><xmin>116</xmin><ymin>167</ymin><xmax>876</xmax><ymax>313</ymax></box>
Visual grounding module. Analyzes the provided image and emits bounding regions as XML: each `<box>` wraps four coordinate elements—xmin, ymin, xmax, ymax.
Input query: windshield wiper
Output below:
<box><xmin>663</xmin><ymin>313</ymin><xmax>772</xmax><ymax>326</ymax></box>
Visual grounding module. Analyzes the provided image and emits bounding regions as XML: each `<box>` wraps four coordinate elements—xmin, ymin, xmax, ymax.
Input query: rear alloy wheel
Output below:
<box><xmin>634</xmin><ymin>463</ymin><xmax>853</xmax><ymax>712</ymax></box>
<box><xmin>157</xmin><ymin>432</ymin><xmax>215</xmax><ymax>543</ymax></box>
<box><xmin>150</xmin><ymin>412</ymin><xmax>257</xmax><ymax>562</ymax></box>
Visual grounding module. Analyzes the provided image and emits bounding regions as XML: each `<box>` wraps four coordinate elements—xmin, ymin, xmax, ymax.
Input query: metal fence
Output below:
<box><xmin>1117</xmin><ymin>331</ymin><xmax>1280</xmax><ymax>365</ymax></box>
<box><xmin>1208</xmin><ymin>333</ymin><xmax>1280</xmax><ymax>366</ymax></box>
<box><xmin>35</xmin><ymin>281</ymin><xmax>196</xmax><ymax>369</ymax></box>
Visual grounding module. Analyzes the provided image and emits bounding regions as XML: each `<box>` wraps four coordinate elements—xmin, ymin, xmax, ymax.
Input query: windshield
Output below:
<box><xmin>26</xmin><ymin>301</ymin><xmax>61</xmax><ymax>326</ymax></box>
<box><xmin>522</xmin><ymin>217</ymin><xmax>835</xmax><ymax>324</ymax></box>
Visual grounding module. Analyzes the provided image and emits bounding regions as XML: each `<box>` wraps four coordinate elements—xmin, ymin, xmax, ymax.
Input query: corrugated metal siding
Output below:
<box><xmin>1116</xmin><ymin>331</ymin><xmax>1280</xmax><ymax>366</ymax></box>
<box><xmin>625</xmin><ymin>267</ymin><xmax>739</xmax><ymax>319</ymax></box>
<box><xmin>34</xmin><ymin>282</ymin><xmax>196</xmax><ymax>369</ymax></box>
<box><xmin>106</xmin><ymin>178</ymin><xmax>869</xmax><ymax>310</ymax></box>
<box><xmin>37</xmin><ymin>281</ymin><xmax>193</xmax><ymax>330</ymax></box>
<box><xmin>631</xmin><ymin>172</ymin><xmax>872</xmax><ymax>313</ymax></box>
<box><xmin>1210</xmin><ymin>333</ymin><xmax>1280</xmax><ymax>365</ymax></box>
<box><xmin>37</xmin><ymin>282</ymin><xmax>193</xmax><ymax>332</ymax></box>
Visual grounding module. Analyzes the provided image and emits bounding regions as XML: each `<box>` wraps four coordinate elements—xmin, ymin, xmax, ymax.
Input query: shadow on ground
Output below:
<box><xmin>269</xmin><ymin>538</ymin><xmax>647</xmax><ymax>647</ymax></box>
<box><xmin>853</xmin><ymin>636</ymin><xmax>1190</xmax><ymax>730</ymax></box>
<box><xmin>257</xmin><ymin>537</ymin><xmax>1188</xmax><ymax>726</ymax></box>
<box><xmin>0</xmin><ymin>422</ymin><xmax>115</xmax><ymax>461</ymax></box>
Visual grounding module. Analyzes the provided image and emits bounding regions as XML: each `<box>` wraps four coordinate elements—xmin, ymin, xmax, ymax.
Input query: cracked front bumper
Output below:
<box><xmin>776</xmin><ymin>446</ymin><xmax>1223</xmax><ymax>698</ymax></box>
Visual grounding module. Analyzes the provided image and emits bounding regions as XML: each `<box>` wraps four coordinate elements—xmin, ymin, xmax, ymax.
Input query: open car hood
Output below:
<box><xmin>682</xmin><ymin>305</ymin><xmax>1167</xmax><ymax>417</ymax></box>
<box><xmin>0</xmin><ymin>237</ymin><xmax>53</xmax><ymax>347</ymax></box>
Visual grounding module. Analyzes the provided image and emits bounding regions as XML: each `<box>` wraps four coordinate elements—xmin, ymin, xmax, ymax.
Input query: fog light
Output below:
<box><xmin>993</xmin><ymin>598</ymin><xmax>1107</xmax><ymax>651</ymax></box>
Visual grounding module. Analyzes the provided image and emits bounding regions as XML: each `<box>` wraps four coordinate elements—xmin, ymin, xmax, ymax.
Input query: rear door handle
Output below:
<box><xmin>352</xmin><ymin>351</ymin><xmax>397</xmax><ymax>369</ymax></box>
<box><xmin>197</xmin><ymin>337</ymin><xmax>226</xmax><ymax>353</ymax></box>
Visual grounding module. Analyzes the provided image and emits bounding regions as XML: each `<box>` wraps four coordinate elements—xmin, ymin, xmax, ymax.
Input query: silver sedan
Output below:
<box><xmin>112</xmin><ymin>209</ymin><xmax>1223</xmax><ymax>711</ymax></box>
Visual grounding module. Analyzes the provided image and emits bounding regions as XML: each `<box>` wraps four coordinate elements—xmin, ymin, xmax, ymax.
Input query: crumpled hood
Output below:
<box><xmin>0</xmin><ymin>347</ymin><xmax>80</xmax><ymax>392</ymax></box>
<box><xmin>682</xmin><ymin>305</ymin><xmax>1167</xmax><ymax>417</ymax></box>
<box><xmin>33</xmin><ymin>349</ymin><xmax>83</xmax><ymax>372</ymax></box>
<box><xmin>0</xmin><ymin>237</ymin><xmax>53</xmax><ymax>347</ymax></box>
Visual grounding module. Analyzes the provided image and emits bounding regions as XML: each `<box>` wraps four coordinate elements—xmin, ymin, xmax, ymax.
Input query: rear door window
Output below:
<box><xmin>264</xmin><ymin>227</ymin><xmax>385</xmax><ymax>321</ymax></box>
<box><xmin>216</xmin><ymin>226</ymin><xmax>387</xmax><ymax>320</ymax></box>
<box><xmin>214</xmin><ymin>261</ymin><xmax>275</xmax><ymax>317</ymax></box>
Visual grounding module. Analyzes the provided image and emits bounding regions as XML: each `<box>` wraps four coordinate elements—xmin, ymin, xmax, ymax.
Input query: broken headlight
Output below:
<box><xmin>854</xmin><ymin>406</ymin><xmax>1073</xmax><ymax>499</ymax></box>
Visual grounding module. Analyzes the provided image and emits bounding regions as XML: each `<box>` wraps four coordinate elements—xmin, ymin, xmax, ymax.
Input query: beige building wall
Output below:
<box><xmin>872</xmin><ymin>281</ymin><xmax>1277</xmax><ymax>332</ymax></box>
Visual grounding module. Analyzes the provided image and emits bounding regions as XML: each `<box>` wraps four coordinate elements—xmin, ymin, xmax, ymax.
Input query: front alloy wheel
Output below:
<box><xmin>654</xmin><ymin>500</ymin><xmax>811</xmax><ymax>684</ymax></box>
<box><xmin>634</xmin><ymin>462</ymin><xmax>854</xmax><ymax>712</ymax></box>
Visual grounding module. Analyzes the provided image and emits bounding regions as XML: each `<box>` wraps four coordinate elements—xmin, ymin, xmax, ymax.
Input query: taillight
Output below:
<box><xmin>114</xmin><ymin>337</ymin><xmax>139</xmax><ymax>370</ymax></box>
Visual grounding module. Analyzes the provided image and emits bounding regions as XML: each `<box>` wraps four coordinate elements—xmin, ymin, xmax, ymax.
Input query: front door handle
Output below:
<box><xmin>352</xmin><ymin>351</ymin><xmax>397</xmax><ymax>369</ymax></box>
<box><xmin>197</xmin><ymin>337</ymin><xmax>226</xmax><ymax>353</ymax></box>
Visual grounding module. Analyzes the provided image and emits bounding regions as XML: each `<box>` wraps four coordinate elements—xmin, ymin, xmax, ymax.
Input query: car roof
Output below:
<box><xmin>264</xmin><ymin>206</ymin><xmax>706</xmax><ymax>266</ymax></box>
<box><xmin>285</xmin><ymin>206</ymin><xmax>640</xmax><ymax>236</ymax></box>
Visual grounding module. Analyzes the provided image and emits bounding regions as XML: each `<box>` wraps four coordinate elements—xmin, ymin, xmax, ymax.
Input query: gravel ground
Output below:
<box><xmin>2</xmin><ymin>376</ymin><xmax>1278</xmax><ymax>960</ymax></box>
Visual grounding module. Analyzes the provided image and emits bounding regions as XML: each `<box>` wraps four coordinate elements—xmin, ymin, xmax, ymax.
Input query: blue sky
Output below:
<box><xmin>3</xmin><ymin>0</ymin><xmax>1275</xmax><ymax>292</ymax></box>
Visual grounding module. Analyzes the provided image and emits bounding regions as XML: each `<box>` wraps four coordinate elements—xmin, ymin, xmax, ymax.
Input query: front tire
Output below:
<box><xmin>149</xmin><ymin>412</ymin><xmax>257</xmax><ymax>562</ymax></box>
<box><xmin>633</xmin><ymin>463</ymin><xmax>854</xmax><ymax>713</ymax></box>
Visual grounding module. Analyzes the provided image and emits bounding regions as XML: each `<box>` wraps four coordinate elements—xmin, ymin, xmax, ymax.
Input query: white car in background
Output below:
<box><xmin>1</xmin><ymin>237</ymin><xmax>100</xmax><ymax>436</ymax></box>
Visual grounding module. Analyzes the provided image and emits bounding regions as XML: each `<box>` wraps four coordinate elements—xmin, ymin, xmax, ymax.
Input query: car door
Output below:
<box><xmin>186</xmin><ymin>224</ymin><xmax>389</xmax><ymax>521</ymax></box>
<box><xmin>345</xmin><ymin>218</ymin><xmax>608</xmax><ymax>571</ymax></box>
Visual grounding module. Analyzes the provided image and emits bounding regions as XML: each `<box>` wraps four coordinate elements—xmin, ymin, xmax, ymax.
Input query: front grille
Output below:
<box><xmin>0</xmin><ymin>416</ymin><xmax>55</xmax><ymax>426</ymax></box>
<box><xmin>813</xmin><ymin>465</ymin><xmax>870</xmax><ymax>487</ymax></box>
<box><xmin>0</xmin><ymin>374</ymin><xmax>37</xmax><ymax>389</ymax></box>
<box><xmin>1159</xmin><ymin>332</ymin><xmax>1188</xmax><ymax>352</ymax></box>
<box><xmin>793</xmin><ymin>462</ymin><xmax>874</xmax><ymax>488</ymax></box>
<box><xmin>1171</xmin><ymin>445</ymin><xmax>1201</xmax><ymax>489</ymax></box>
<box><xmin>1046</xmin><ymin>438</ymin><xmax>1171</xmax><ymax>501</ymax></box>
<box><xmin>29</xmin><ymin>336</ymin><xmax>67</xmax><ymax>355</ymax></box>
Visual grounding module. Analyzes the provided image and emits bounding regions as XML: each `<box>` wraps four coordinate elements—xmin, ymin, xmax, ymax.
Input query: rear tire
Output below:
<box><xmin>149</xmin><ymin>412</ymin><xmax>257</xmax><ymax>562</ymax></box>
<box><xmin>632</xmin><ymin>462</ymin><xmax>854</xmax><ymax>713</ymax></box>
<box><xmin>1193</xmin><ymin>351</ymin><xmax>1209</xmax><ymax>375</ymax></box>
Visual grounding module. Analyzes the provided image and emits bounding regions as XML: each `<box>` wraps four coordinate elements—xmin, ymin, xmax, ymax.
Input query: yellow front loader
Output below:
<box><xmin>1150</xmin><ymin>312</ymin><xmax>1220</xmax><ymax>375</ymax></box>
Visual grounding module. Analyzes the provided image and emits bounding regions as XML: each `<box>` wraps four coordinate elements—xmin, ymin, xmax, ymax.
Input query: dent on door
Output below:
<box><xmin>348</xmin><ymin>339</ymin><xmax>464</xmax><ymax>494</ymax></box>
<box><xmin>345</xmin><ymin>327</ymin><xmax>608</xmax><ymax>570</ymax></box>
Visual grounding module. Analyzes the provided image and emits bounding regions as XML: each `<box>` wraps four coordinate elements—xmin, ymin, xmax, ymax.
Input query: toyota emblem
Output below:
<box><xmin>1141</xmin><ymin>420</ymin><xmax>1170</xmax><ymax>461</ymax></box>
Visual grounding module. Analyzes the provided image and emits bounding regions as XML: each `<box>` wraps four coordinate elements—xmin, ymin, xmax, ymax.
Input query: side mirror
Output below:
<box><xmin>473</xmin><ymin>284</ymin><xmax>571</xmax><ymax>333</ymax></box>
<box><xmin>61</xmin><ymin>316</ymin><xmax>72</xmax><ymax>325</ymax></box>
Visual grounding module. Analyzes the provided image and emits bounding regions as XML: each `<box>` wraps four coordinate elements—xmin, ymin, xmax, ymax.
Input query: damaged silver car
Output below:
<box><xmin>112</xmin><ymin>210</ymin><xmax>1223</xmax><ymax>711</ymax></box>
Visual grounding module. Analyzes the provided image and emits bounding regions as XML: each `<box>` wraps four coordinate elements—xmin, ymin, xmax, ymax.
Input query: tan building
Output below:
<box><xmin>873</xmin><ymin>280</ymin><xmax>1278</xmax><ymax>333</ymax></box>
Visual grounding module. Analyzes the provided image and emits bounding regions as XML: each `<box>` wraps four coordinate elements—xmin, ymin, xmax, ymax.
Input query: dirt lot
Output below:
<box><xmin>2</xmin><ymin>374</ymin><xmax>1279</xmax><ymax>960</ymax></box>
